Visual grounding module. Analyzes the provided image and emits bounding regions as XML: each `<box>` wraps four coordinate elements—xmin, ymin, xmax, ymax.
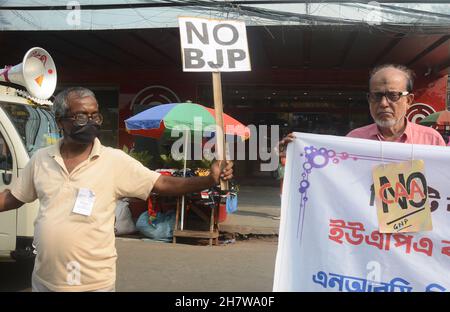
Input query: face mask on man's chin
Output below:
<box><xmin>65</xmin><ymin>121</ymin><xmax>100</xmax><ymax>144</ymax></box>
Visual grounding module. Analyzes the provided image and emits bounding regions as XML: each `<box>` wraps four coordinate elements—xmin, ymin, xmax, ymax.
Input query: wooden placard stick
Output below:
<box><xmin>212</xmin><ymin>71</ymin><xmax>228</xmax><ymax>191</ymax></box>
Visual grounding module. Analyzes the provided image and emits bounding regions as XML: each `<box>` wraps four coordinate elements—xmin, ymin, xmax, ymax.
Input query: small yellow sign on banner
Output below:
<box><xmin>372</xmin><ymin>160</ymin><xmax>432</xmax><ymax>233</ymax></box>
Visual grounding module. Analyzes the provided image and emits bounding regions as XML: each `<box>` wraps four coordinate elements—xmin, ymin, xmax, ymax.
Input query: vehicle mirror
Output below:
<box><xmin>2</xmin><ymin>172</ymin><xmax>12</xmax><ymax>185</ymax></box>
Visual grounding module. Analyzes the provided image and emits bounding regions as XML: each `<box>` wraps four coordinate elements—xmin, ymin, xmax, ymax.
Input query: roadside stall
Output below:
<box><xmin>124</xmin><ymin>102</ymin><xmax>249</xmax><ymax>244</ymax></box>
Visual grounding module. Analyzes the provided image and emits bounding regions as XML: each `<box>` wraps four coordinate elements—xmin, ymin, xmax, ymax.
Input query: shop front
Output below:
<box><xmin>0</xmin><ymin>3</ymin><xmax>448</xmax><ymax>178</ymax></box>
<box><xmin>0</xmin><ymin>1</ymin><xmax>448</xmax><ymax>235</ymax></box>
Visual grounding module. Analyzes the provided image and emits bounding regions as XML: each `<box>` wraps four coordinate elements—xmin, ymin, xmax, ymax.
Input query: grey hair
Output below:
<box><xmin>369</xmin><ymin>64</ymin><xmax>416</xmax><ymax>92</ymax></box>
<box><xmin>52</xmin><ymin>87</ymin><xmax>97</xmax><ymax>118</ymax></box>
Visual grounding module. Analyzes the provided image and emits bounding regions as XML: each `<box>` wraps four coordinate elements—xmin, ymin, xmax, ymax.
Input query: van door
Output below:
<box><xmin>0</xmin><ymin>125</ymin><xmax>16</xmax><ymax>252</ymax></box>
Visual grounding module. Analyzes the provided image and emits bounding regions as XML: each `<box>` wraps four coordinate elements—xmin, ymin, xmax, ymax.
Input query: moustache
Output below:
<box><xmin>377</xmin><ymin>110</ymin><xmax>394</xmax><ymax>115</ymax></box>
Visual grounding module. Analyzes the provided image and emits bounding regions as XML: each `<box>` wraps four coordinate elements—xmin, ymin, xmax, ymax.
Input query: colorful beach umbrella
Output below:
<box><xmin>419</xmin><ymin>110</ymin><xmax>450</xmax><ymax>127</ymax></box>
<box><xmin>125</xmin><ymin>103</ymin><xmax>250</xmax><ymax>140</ymax></box>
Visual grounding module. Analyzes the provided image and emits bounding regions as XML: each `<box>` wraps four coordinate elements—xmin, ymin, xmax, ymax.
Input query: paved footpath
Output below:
<box><xmin>116</xmin><ymin>237</ymin><xmax>278</xmax><ymax>292</ymax></box>
<box><xmin>0</xmin><ymin>238</ymin><xmax>278</xmax><ymax>292</ymax></box>
<box><xmin>219</xmin><ymin>185</ymin><xmax>281</xmax><ymax>235</ymax></box>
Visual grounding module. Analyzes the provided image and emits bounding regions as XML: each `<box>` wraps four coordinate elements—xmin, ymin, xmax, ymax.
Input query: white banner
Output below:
<box><xmin>178</xmin><ymin>16</ymin><xmax>251</xmax><ymax>72</ymax></box>
<box><xmin>274</xmin><ymin>132</ymin><xmax>450</xmax><ymax>292</ymax></box>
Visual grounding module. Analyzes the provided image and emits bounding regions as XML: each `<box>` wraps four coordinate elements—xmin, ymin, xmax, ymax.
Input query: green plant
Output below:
<box><xmin>159</xmin><ymin>153</ymin><xmax>184</xmax><ymax>169</ymax></box>
<box><xmin>190</xmin><ymin>158</ymin><xmax>213</xmax><ymax>169</ymax></box>
<box><xmin>122</xmin><ymin>145</ymin><xmax>153</xmax><ymax>168</ymax></box>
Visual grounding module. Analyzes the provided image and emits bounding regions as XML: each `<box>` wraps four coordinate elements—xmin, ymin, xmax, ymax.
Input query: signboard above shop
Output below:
<box><xmin>178</xmin><ymin>17</ymin><xmax>251</xmax><ymax>72</ymax></box>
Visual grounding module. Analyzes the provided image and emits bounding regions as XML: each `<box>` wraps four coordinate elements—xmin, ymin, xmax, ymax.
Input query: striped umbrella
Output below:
<box><xmin>125</xmin><ymin>103</ymin><xmax>250</xmax><ymax>140</ymax></box>
<box><xmin>419</xmin><ymin>110</ymin><xmax>450</xmax><ymax>127</ymax></box>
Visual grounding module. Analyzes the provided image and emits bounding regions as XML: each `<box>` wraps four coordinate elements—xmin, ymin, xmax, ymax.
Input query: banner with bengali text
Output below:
<box><xmin>273</xmin><ymin>132</ymin><xmax>450</xmax><ymax>292</ymax></box>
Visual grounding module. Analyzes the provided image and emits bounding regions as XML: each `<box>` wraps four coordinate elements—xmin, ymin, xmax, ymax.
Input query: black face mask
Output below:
<box><xmin>67</xmin><ymin>121</ymin><xmax>100</xmax><ymax>144</ymax></box>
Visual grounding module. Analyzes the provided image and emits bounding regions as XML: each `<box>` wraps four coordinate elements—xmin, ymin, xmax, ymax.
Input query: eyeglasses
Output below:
<box><xmin>367</xmin><ymin>91</ymin><xmax>410</xmax><ymax>103</ymax></box>
<box><xmin>62</xmin><ymin>112</ymin><xmax>103</xmax><ymax>126</ymax></box>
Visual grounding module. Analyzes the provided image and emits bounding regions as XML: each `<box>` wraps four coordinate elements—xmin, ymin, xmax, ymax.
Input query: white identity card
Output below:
<box><xmin>72</xmin><ymin>188</ymin><xmax>96</xmax><ymax>216</ymax></box>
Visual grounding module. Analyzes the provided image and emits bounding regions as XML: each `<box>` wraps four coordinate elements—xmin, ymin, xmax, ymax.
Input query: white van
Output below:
<box><xmin>0</xmin><ymin>47</ymin><xmax>58</xmax><ymax>260</ymax></box>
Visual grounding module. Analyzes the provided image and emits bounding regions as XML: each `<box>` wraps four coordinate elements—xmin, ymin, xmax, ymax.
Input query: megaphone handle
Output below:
<box><xmin>0</xmin><ymin>66</ymin><xmax>11</xmax><ymax>82</ymax></box>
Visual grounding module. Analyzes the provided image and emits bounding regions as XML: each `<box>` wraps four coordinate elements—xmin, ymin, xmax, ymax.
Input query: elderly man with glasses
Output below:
<box><xmin>0</xmin><ymin>87</ymin><xmax>233</xmax><ymax>292</ymax></box>
<box><xmin>346</xmin><ymin>64</ymin><xmax>445</xmax><ymax>145</ymax></box>
<box><xmin>279</xmin><ymin>64</ymin><xmax>446</xmax><ymax>149</ymax></box>
<box><xmin>347</xmin><ymin>64</ymin><xmax>445</xmax><ymax>146</ymax></box>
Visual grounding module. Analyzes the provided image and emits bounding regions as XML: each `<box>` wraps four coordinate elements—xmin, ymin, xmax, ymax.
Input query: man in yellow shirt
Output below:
<box><xmin>0</xmin><ymin>87</ymin><xmax>233</xmax><ymax>292</ymax></box>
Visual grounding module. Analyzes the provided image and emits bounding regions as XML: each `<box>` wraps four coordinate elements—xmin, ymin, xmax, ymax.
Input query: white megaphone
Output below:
<box><xmin>0</xmin><ymin>47</ymin><xmax>57</xmax><ymax>100</ymax></box>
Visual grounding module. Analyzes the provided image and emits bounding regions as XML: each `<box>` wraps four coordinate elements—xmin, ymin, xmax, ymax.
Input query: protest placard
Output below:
<box><xmin>179</xmin><ymin>16</ymin><xmax>251</xmax><ymax>72</ymax></box>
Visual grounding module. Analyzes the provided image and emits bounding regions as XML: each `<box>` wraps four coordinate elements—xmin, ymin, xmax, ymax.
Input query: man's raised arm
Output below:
<box><xmin>0</xmin><ymin>190</ymin><xmax>24</xmax><ymax>213</ymax></box>
<box><xmin>153</xmin><ymin>160</ymin><xmax>233</xmax><ymax>196</ymax></box>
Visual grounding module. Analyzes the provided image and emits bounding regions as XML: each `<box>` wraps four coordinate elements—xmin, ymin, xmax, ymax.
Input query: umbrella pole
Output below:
<box><xmin>181</xmin><ymin>129</ymin><xmax>189</xmax><ymax>231</ymax></box>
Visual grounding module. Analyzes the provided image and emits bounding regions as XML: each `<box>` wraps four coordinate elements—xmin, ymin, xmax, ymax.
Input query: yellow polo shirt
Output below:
<box><xmin>11</xmin><ymin>138</ymin><xmax>161</xmax><ymax>291</ymax></box>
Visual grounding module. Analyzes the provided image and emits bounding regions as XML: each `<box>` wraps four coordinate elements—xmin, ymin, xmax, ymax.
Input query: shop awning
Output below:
<box><xmin>0</xmin><ymin>26</ymin><xmax>448</xmax><ymax>77</ymax></box>
<box><xmin>0</xmin><ymin>1</ymin><xmax>449</xmax><ymax>31</ymax></box>
<box><xmin>0</xmin><ymin>1</ymin><xmax>448</xmax><ymax>76</ymax></box>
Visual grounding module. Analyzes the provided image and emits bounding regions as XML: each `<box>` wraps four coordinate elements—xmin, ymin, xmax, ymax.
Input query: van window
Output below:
<box><xmin>0</xmin><ymin>102</ymin><xmax>60</xmax><ymax>156</ymax></box>
<box><xmin>0</xmin><ymin>132</ymin><xmax>12</xmax><ymax>171</ymax></box>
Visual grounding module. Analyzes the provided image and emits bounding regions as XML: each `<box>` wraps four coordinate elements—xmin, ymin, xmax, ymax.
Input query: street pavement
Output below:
<box><xmin>116</xmin><ymin>237</ymin><xmax>278</xmax><ymax>292</ymax></box>
<box><xmin>219</xmin><ymin>184</ymin><xmax>281</xmax><ymax>235</ymax></box>
<box><xmin>0</xmin><ymin>237</ymin><xmax>278</xmax><ymax>292</ymax></box>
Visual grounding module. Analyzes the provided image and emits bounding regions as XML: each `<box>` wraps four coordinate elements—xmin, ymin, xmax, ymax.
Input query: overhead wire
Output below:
<box><xmin>1</xmin><ymin>0</ymin><xmax>449</xmax><ymax>34</ymax></box>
